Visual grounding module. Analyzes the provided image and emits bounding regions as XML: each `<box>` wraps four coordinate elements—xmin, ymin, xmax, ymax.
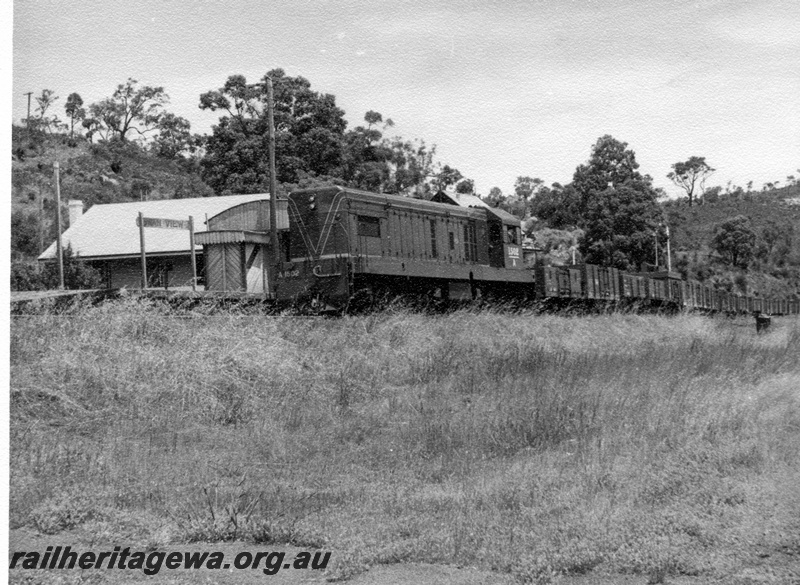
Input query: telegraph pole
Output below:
<box><xmin>653</xmin><ymin>231</ymin><xmax>659</xmax><ymax>268</ymax></box>
<box><xmin>54</xmin><ymin>162</ymin><xmax>65</xmax><ymax>289</ymax></box>
<box><xmin>266</xmin><ymin>77</ymin><xmax>279</xmax><ymax>299</ymax></box>
<box><xmin>24</xmin><ymin>91</ymin><xmax>33</xmax><ymax>137</ymax></box>
<box><xmin>38</xmin><ymin>183</ymin><xmax>44</xmax><ymax>255</ymax></box>
<box><xmin>665</xmin><ymin>224</ymin><xmax>672</xmax><ymax>272</ymax></box>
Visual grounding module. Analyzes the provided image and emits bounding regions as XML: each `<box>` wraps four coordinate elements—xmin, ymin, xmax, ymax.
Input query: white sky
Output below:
<box><xmin>8</xmin><ymin>0</ymin><xmax>800</xmax><ymax>197</ymax></box>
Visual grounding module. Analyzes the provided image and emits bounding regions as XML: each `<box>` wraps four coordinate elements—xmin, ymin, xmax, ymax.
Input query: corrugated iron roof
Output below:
<box><xmin>39</xmin><ymin>194</ymin><xmax>269</xmax><ymax>261</ymax></box>
<box><xmin>431</xmin><ymin>191</ymin><xmax>491</xmax><ymax>209</ymax></box>
<box><xmin>485</xmin><ymin>206</ymin><xmax>521</xmax><ymax>226</ymax></box>
<box><xmin>430</xmin><ymin>190</ymin><xmax>520</xmax><ymax>225</ymax></box>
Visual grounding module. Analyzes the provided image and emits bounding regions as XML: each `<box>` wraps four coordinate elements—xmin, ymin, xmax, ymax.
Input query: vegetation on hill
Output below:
<box><xmin>10</xmin><ymin>302</ymin><xmax>800</xmax><ymax>583</ymax></box>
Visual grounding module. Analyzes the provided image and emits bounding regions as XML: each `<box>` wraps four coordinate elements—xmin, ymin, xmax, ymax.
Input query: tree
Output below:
<box><xmin>667</xmin><ymin>156</ymin><xmax>714</xmax><ymax>207</ymax></box>
<box><xmin>484</xmin><ymin>187</ymin><xmax>505</xmax><ymax>207</ymax></box>
<box><xmin>711</xmin><ymin>215</ymin><xmax>756</xmax><ymax>268</ymax></box>
<box><xmin>573</xmin><ymin>135</ymin><xmax>645</xmax><ymax>206</ymax></box>
<box><xmin>341</xmin><ymin>111</ymin><xmax>394</xmax><ymax>191</ymax></box>
<box><xmin>578</xmin><ymin>184</ymin><xmax>665</xmax><ymax>270</ymax></box>
<box><xmin>514</xmin><ymin>176</ymin><xmax>543</xmax><ymax>206</ymax></box>
<box><xmin>529</xmin><ymin>183</ymin><xmax>582</xmax><ymax>229</ymax></box>
<box><xmin>455</xmin><ymin>178</ymin><xmax>475</xmax><ymax>194</ymax></box>
<box><xmin>703</xmin><ymin>185</ymin><xmax>722</xmax><ymax>204</ymax></box>
<box><xmin>64</xmin><ymin>93</ymin><xmax>85</xmax><ymax>138</ymax></box>
<box><xmin>572</xmin><ymin>137</ymin><xmax>664</xmax><ymax>269</ymax></box>
<box><xmin>200</xmin><ymin>69</ymin><xmax>348</xmax><ymax>193</ymax></box>
<box><xmin>151</xmin><ymin>113</ymin><xmax>193</xmax><ymax>159</ymax></box>
<box><xmin>432</xmin><ymin>165</ymin><xmax>463</xmax><ymax>192</ymax></box>
<box><xmin>11</xmin><ymin>210</ymin><xmax>41</xmax><ymax>259</ymax></box>
<box><xmin>33</xmin><ymin>89</ymin><xmax>61</xmax><ymax>134</ymax></box>
<box><xmin>385</xmin><ymin>138</ymin><xmax>437</xmax><ymax>197</ymax></box>
<box><xmin>88</xmin><ymin>78</ymin><xmax>169</xmax><ymax>142</ymax></box>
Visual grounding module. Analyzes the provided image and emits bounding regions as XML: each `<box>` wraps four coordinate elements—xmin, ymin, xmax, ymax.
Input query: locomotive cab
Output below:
<box><xmin>486</xmin><ymin>208</ymin><xmax>523</xmax><ymax>270</ymax></box>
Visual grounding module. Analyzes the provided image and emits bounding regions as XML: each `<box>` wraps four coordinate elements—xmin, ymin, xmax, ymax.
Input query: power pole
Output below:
<box><xmin>266</xmin><ymin>77</ymin><xmax>279</xmax><ymax>300</ymax></box>
<box><xmin>38</xmin><ymin>183</ymin><xmax>44</xmax><ymax>255</ymax></box>
<box><xmin>24</xmin><ymin>91</ymin><xmax>33</xmax><ymax>134</ymax></box>
<box><xmin>54</xmin><ymin>162</ymin><xmax>65</xmax><ymax>289</ymax></box>
<box><xmin>653</xmin><ymin>231</ymin><xmax>659</xmax><ymax>268</ymax></box>
<box><xmin>665</xmin><ymin>224</ymin><xmax>672</xmax><ymax>272</ymax></box>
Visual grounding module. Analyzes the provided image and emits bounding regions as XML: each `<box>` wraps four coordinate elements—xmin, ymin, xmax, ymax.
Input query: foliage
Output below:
<box><xmin>200</xmin><ymin>70</ymin><xmax>348</xmax><ymax>193</ymax></box>
<box><xmin>151</xmin><ymin>112</ymin><xmax>194</xmax><ymax>159</ymax></box>
<box><xmin>667</xmin><ymin>156</ymin><xmax>715</xmax><ymax>207</ymax></box>
<box><xmin>340</xmin><ymin>111</ymin><xmax>394</xmax><ymax>191</ymax></box>
<box><xmin>64</xmin><ymin>93</ymin><xmax>85</xmax><ymax>139</ymax></box>
<box><xmin>384</xmin><ymin>137</ymin><xmax>437</xmax><ymax>197</ymax></box>
<box><xmin>455</xmin><ymin>178</ymin><xmax>474</xmax><ymax>194</ymax></box>
<box><xmin>530</xmin><ymin>183</ymin><xmax>582</xmax><ymax>229</ymax></box>
<box><xmin>11</xmin><ymin>247</ymin><xmax>102</xmax><ymax>291</ymax></box>
<box><xmin>514</xmin><ymin>176</ymin><xmax>543</xmax><ymax>206</ymax></box>
<box><xmin>484</xmin><ymin>186</ymin><xmax>504</xmax><ymax>207</ymax></box>
<box><xmin>573</xmin><ymin>135</ymin><xmax>646</xmax><ymax>209</ymax></box>
<box><xmin>531</xmin><ymin>227</ymin><xmax>584</xmax><ymax>266</ymax></box>
<box><xmin>579</xmin><ymin>184</ymin><xmax>665</xmax><ymax>270</ymax></box>
<box><xmin>87</xmin><ymin>78</ymin><xmax>170</xmax><ymax>142</ymax></box>
<box><xmin>432</xmin><ymin>164</ymin><xmax>463</xmax><ymax>192</ymax></box>
<box><xmin>711</xmin><ymin>215</ymin><xmax>757</xmax><ymax>268</ymax></box>
<box><xmin>572</xmin><ymin>136</ymin><xmax>664</xmax><ymax>270</ymax></box>
<box><xmin>11</xmin><ymin>209</ymin><xmax>43</xmax><ymax>260</ymax></box>
<box><xmin>29</xmin><ymin>89</ymin><xmax>63</xmax><ymax>135</ymax></box>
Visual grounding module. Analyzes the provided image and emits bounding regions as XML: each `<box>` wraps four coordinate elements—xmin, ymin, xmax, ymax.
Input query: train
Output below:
<box><xmin>197</xmin><ymin>185</ymin><xmax>800</xmax><ymax>316</ymax></box>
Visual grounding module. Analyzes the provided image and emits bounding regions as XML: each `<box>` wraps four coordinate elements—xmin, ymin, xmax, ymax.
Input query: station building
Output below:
<box><xmin>38</xmin><ymin>194</ymin><xmax>272</xmax><ymax>289</ymax></box>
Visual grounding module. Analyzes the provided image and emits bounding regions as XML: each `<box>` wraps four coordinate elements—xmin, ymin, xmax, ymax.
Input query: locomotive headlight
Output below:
<box><xmin>309</xmin><ymin>203</ymin><xmax>317</xmax><ymax>210</ymax></box>
<box><xmin>308</xmin><ymin>195</ymin><xmax>316</xmax><ymax>203</ymax></box>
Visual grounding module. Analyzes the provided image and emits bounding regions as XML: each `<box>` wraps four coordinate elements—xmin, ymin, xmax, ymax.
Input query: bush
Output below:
<box><xmin>11</xmin><ymin>247</ymin><xmax>102</xmax><ymax>291</ymax></box>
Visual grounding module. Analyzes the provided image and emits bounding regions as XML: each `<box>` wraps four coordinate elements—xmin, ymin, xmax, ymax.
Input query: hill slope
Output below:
<box><xmin>11</xmin><ymin>126</ymin><xmax>213</xmax><ymax>260</ymax></box>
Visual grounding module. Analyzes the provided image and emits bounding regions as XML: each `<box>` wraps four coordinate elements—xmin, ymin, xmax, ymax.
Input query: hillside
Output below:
<box><xmin>665</xmin><ymin>188</ymin><xmax>800</xmax><ymax>251</ymax></box>
<box><xmin>663</xmin><ymin>189</ymin><xmax>800</xmax><ymax>298</ymax></box>
<box><xmin>10</xmin><ymin>126</ymin><xmax>213</xmax><ymax>261</ymax></box>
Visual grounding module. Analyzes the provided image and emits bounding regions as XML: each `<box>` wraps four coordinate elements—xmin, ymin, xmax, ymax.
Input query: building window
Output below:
<box><xmin>357</xmin><ymin>215</ymin><xmax>381</xmax><ymax>238</ymax></box>
<box><xmin>430</xmin><ymin>219</ymin><xmax>438</xmax><ymax>258</ymax></box>
<box><xmin>464</xmin><ymin>222</ymin><xmax>478</xmax><ymax>262</ymax></box>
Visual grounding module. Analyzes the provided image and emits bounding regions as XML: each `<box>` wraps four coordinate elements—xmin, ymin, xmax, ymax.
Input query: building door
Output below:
<box><xmin>245</xmin><ymin>243</ymin><xmax>265</xmax><ymax>293</ymax></box>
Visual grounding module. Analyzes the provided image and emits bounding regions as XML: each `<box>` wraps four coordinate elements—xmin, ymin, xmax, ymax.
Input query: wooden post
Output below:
<box><xmin>666</xmin><ymin>224</ymin><xmax>672</xmax><ymax>272</ymax></box>
<box><xmin>38</xmin><ymin>183</ymin><xmax>44</xmax><ymax>255</ymax></box>
<box><xmin>266</xmin><ymin>77</ymin><xmax>279</xmax><ymax>300</ymax></box>
<box><xmin>24</xmin><ymin>91</ymin><xmax>32</xmax><ymax>137</ymax></box>
<box><xmin>654</xmin><ymin>231</ymin><xmax>658</xmax><ymax>268</ymax></box>
<box><xmin>189</xmin><ymin>216</ymin><xmax>197</xmax><ymax>292</ymax></box>
<box><xmin>138</xmin><ymin>211</ymin><xmax>147</xmax><ymax>289</ymax></box>
<box><xmin>54</xmin><ymin>162</ymin><xmax>65</xmax><ymax>289</ymax></box>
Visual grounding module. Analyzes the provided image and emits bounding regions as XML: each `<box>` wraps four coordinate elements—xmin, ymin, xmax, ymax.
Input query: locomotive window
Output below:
<box><xmin>448</xmin><ymin>232</ymin><xmax>455</xmax><ymax>251</ymax></box>
<box><xmin>430</xmin><ymin>219</ymin><xmax>438</xmax><ymax>258</ymax></box>
<box><xmin>357</xmin><ymin>215</ymin><xmax>381</xmax><ymax>238</ymax></box>
<box><xmin>506</xmin><ymin>226</ymin><xmax>519</xmax><ymax>245</ymax></box>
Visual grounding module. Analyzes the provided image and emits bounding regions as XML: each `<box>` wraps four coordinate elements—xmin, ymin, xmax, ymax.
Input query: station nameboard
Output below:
<box><xmin>136</xmin><ymin>216</ymin><xmax>191</xmax><ymax>230</ymax></box>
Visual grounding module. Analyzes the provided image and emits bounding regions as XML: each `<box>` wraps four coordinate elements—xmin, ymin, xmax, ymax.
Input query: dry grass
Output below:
<box><xmin>10</xmin><ymin>299</ymin><xmax>800</xmax><ymax>583</ymax></box>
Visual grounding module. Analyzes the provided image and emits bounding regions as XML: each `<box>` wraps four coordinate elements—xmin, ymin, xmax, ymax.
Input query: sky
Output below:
<box><xmin>8</xmin><ymin>0</ymin><xmax>800</xmax><ymax>197</ymax></box>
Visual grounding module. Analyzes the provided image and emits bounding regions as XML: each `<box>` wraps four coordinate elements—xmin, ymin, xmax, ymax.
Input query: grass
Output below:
<box><xmin>10</xmin><ymin>299</ymin><xmax>800</xmax><ymax>583</ymax></box>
